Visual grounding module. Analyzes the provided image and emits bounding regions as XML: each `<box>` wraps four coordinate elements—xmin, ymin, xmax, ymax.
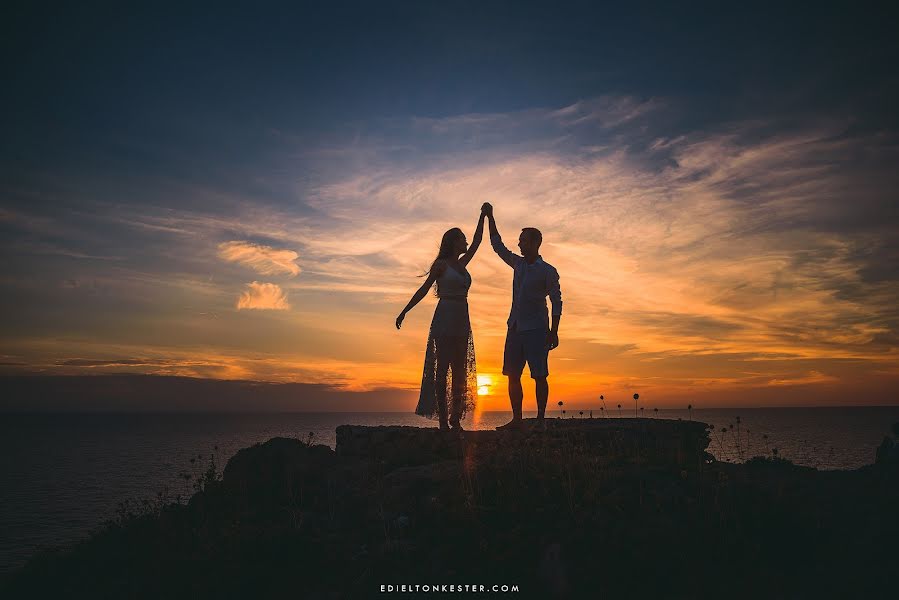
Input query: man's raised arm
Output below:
<box><xmin>482</xmin><ymin>203</ymin><xmax>520</xmax><ymax>268</ymax></box>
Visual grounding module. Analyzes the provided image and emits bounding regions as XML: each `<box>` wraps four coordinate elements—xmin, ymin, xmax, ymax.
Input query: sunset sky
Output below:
<box><xmin>2</xmin><ymin>3</ymin><xmax>898</xmax><ymax>410</ymax></box>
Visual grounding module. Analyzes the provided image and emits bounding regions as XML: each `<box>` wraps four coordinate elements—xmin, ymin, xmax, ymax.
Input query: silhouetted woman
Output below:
<box><xmin>396</xmin><ymin>207</ymin><xmax>486</xmax><ymax>430</ymax></box>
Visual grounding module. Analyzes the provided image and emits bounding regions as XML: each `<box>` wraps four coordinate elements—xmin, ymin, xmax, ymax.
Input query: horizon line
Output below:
<box><xmin>2</xmin><ymin>405</ymin><xmax>898</xmax><ymax>415</ymax></box>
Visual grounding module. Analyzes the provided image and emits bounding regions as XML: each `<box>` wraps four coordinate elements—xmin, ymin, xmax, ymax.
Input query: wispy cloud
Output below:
<box><xmin>218</xmin><ymin>241</ymin><xmax>301</xmax><ymax>276</ymax></box>
<box><xmin>236</xmin><ymin>281</ymin><xmax>290</xmax><ymax>310</ymax></box>
<box><xmin>57</xmin><ymin>358</ymin><xmax>153</xmax><ymax>367</ymax></box>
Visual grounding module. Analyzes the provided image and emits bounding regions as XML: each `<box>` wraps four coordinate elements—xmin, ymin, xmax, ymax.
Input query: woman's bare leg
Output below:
<box><xmin>435</xmin><ymin>337</ymin><xmax>451</xmax><ymax>429</ymax></box>
<box><xmin>449</xmin><ymin>336</ymin><xmax>466</xmax><ymax>428</ymax></box>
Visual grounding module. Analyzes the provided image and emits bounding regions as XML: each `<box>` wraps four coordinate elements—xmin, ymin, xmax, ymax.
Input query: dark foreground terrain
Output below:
<box><xmin>4</xmin><ymin>418</ymin><xmax>898</xmax><ymax>599</ymax></box>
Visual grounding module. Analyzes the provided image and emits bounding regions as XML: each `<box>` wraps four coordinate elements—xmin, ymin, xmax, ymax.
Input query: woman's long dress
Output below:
<box><xmin>415</xmin><ymin>265</ymin><xmax>478</xmax><ymax>421</ymax></box>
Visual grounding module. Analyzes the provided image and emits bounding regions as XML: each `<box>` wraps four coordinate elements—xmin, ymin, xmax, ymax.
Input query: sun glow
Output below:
<box><xmin>477</xmin><ymin>374</ymin><xmax>494</xmax><ymax>396</ymax></box>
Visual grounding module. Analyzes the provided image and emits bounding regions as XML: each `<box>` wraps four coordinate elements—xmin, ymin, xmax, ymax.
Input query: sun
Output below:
<box><xmin>477</xmin><ymin>374</ymin><xmax>494</xmax><ymax>396</ymax></box>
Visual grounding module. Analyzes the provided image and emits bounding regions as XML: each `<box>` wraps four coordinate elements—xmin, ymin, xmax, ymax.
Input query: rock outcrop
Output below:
<box><xmin>4</xmin><ymin>418</ymin><xmax>897</xmax><ymax>599</ymax></box>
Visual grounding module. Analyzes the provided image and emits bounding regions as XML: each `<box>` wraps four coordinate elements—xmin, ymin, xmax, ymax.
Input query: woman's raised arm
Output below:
<box><xmin>459</xmin><ymin>211</ymin><xmax>487</xmax><ymax>268</ymax></box>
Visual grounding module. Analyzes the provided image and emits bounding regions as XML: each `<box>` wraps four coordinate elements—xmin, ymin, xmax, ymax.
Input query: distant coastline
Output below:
<box><xmin>0</xmin><ymin>374</ymin><xmax>418</xmax><ymax>412</ymax></box>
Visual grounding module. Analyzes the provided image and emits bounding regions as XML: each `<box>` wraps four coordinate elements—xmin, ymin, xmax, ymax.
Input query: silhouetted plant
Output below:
<box><xmin>558</xmin><ymin>400</ymin><xmax>564</xmax><ymax>418</ymax></box>
<box><xmin>653</xmin><ymin>408</ymin><xmax>658</xmax><ymax>418</ymax></box>
<box><xmin>179</xmin><ymin>471</ymin><xmax>193</xmax><ymax>497</ymax></box>
<box><xmin>688</xmin><ymin>404</ymin><xmax>693</xmax><ymax>421</ymax></box>
<box><xmin>744</xmin><ymin>454</ymin><xmax>793</xmax><ymax>467</ymax></box>
<box><xmin>617</xmin><ymin>403</ymin><xmax>622</xmax><ymax>417</ymax></box>
<box><xmin>633</xmin><ymin>393</ymin><xmax>639</xmax><ymax>417</ymax></box>
<box><xmin>191</xmin><ymin>452</ymin><xmax>222</xmax><ymax>494</ymax></box>
<box><xmin>111</xmin><ymin>487</ymin><xmax>172</xmax><ymax>526</ymax></box>
<box><xmin>713</xmin><ymin>427</ymin><xmax>732</xmax><ymax>461</ymax></box>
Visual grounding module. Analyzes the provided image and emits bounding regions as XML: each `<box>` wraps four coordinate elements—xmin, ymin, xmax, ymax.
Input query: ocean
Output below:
<box><xmin>1</xmin><ymin>407</ymin><xmax>897</xmax><ymax>575</ymax></box>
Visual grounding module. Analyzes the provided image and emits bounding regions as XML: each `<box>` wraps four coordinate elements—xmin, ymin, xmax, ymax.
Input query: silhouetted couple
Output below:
<box><xmin>396</xmin><ymin>203</ymin><xmax>563</xmax><ymax>431</ymax></box>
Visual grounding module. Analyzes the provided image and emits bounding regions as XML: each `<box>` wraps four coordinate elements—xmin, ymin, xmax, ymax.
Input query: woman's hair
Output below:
<box><xmin>421</xmin><ymin>228</ymin><xmax>464</xmax><ymax>294</ymax></box>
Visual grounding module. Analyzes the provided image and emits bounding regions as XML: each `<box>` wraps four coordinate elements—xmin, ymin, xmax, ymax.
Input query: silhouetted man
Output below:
<box><xmin>482</xmin><ymin>203</ymin><xmax>562</xmax><ymax>430</ymax></box>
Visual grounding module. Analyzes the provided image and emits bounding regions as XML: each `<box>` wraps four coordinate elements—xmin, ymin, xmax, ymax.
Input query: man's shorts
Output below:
<box><xmin>503</xmin><ymin>326</ymin><xmax>549</xmax><ymax>379</ymax></box>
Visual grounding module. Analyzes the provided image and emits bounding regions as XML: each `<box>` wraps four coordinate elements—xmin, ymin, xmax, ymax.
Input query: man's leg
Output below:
<box><xmin>534</xmin><ymin>376</ymin><xmax>548</xmax><ymax>420</ymax></box>
<box><xmin>525</xmin><ymin>328</ymin><xmax>550</xmax><ymax>428</ymax></box>
<box><xmin>499</xmin><ymin>326</ymin><xmax>526</xmax><ymax>429</ymax></box>
<box><xmin>508</xmin><ymin>375</ymin><xmax>524</xmax><ymax>421</ymax></box>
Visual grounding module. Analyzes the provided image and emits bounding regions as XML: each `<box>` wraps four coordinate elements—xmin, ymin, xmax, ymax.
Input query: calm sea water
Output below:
<box><xmin>1</xmin><ymin>407</ymin><xmax>897</xmax><ymax>575</ymax></box>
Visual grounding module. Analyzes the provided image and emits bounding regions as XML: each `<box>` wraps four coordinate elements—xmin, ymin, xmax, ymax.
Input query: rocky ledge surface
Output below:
<box><xmin>4</xmin><ymin>418</ymin><xmax>898</xmax><ymax>599</ymax></box>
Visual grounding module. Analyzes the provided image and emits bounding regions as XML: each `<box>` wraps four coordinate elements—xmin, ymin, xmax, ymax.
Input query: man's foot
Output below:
<box><xmin>439</xmin><ymin>420</ymin><xmax>450</xmax><ymax>431</ymax></box>
<box><xmin>497</xmin><ymin>418</ymin><xmax>524</xmax><ymax>431</ymax></box>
